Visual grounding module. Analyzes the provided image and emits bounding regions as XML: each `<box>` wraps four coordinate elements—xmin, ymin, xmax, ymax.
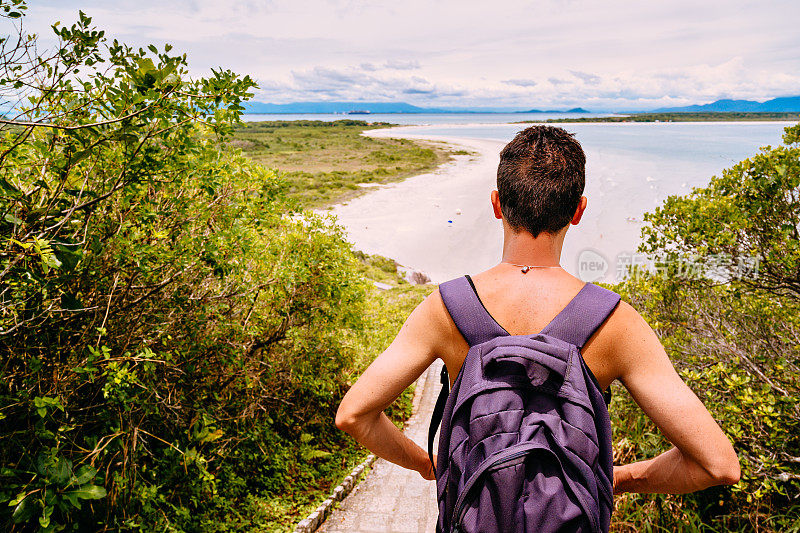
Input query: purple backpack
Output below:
<box><xmin>428</xmin><ymin>276</ymin><xmax>620</xmax><ymax>533</ymax></box>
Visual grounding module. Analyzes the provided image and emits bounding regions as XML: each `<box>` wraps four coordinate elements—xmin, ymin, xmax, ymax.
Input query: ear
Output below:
<box><xmin>491</xmin><ymin>190</ymin><xmax>503</xmax><ymax>220</ymax></box>
<box><xmin>571</xmin><ymin>196</ymin><xmax>587</xmax><ymax>225</ymax></box>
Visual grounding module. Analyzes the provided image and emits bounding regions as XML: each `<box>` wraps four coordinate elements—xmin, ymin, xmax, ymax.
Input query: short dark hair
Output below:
<box><xmin>497</xmin><ymin>125</ymin><xmax>585</xmax><ymax>237</ymax></box>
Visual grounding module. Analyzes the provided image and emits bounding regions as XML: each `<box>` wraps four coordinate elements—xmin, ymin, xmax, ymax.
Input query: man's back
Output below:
<box><xmin>336</xmin><ymin>126</ymin><xmax>740</xmax><ymax>529</ymax></box>
<box><xmin>431</xmin><ymin>269</ymin><xmax>620</xmax><ymax>533</ymax></box>
<box><xmin>339</xmin><ymin>258</ymin><xmax>739</xmax><ymax>492</ymax></box>
<box><xmin>431</xmin><ymin>266</ymin><xmax>619</xmax><ymax>390</ymax></box>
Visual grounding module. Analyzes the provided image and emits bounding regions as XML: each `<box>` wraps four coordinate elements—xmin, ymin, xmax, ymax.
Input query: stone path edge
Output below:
<box><xmin>293</xmin><ymin>362</ymin><xmax>432</xmax><ymax>533</ymax></box>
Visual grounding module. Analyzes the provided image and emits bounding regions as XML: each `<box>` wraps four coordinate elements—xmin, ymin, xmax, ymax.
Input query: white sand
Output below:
<box><xmin>326</xmin><ymin>128</ymin><xmax>505</xmax><ymax>283</ymax></box>
<box><xmin>325</xmin><ymin>122</ymin><xmax>789</xmax><ymax>284</ymax></box>
<box><xmin>326</xmin><ymin>125</ymin><xmax>678</xmax><ymax>284</ymax></box>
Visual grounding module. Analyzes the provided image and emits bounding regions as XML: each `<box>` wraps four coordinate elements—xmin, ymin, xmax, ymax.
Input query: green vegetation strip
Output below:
<box><xmin>231</xmin><ymin>120</ymin><xmax>458</xmax><ymax>208</ymax></box>
<box><xmin>518</xmin><ymin>111</ymin><xmax>800</xmax><ymax>123</ymax></box>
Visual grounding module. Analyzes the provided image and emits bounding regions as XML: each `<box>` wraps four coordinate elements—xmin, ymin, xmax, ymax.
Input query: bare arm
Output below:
<box><xmin>609</xmin><ymin>301</ymin><xmax>741</xmax><ymax>494</ymax></box>
<box><xmin>335</xmin><ymin>291</ymin><xmax>448</xmax><ymax>480</ymax></box>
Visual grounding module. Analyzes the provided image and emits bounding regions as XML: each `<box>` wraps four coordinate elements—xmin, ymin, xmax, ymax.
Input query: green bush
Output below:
<box><xmin>0</xmin><ymin>5</ymin><xmax>375</xmax><ymax>531</ymax></box>
<box><xmin>609</xmin><ymin>123</ymin><xmax>800</xmax><ymax>531</ymax></box>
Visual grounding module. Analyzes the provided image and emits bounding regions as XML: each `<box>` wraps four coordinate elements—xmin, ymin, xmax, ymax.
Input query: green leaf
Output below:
<box><xmin>0</xmin><ymin>177</ymin><xmax>20</xmax><ymax>196</ymax></box>
<box><xmin>63</xmin><ymin>492</ymin><xmax>81</xmax><ymax>510</ymax></box>
<box><xmin>70</xmin><ymin>465</ymin><xmax>97</xmax><ymax>486</ymax></box>
<box><xmin>67</xmin><ymin>485</ymin><xmax>106</xmax><ymax>500</ymax></box>
<box><xmin>49</xmin><ymin>457</ymin><xmax>72</xmax><ymax>486</ymax></box>
<box><xmin>8</xmin><ymin>491</ymin><xmax>27</xmax><ymax>506</ymax></box>
<box><xmin>61</xmin><ymin>293</ymin><xmax>83</xmax><ymax>311</ymax></box>
<box><xmin>199</xmin><ymin>428</ymin><xmax>223</xmax><ymax>443</ymax></box>
<box><xmin>305</xmin><ymin>450</ymin><xmax>331</xmax><ymax>460</ymax></box>
<box><xmin>136</xmin><ymin>58</ymin><xmax>156</xmax><ymax>73</ymax></box>
<box><xmin>11</xmin><ymin>494</ymin><xmax>34</xmax><ymax>524</ymax></box>
<box><xmin>69</xmin><ymin>148</ymin><xmax>93</xmax><ymax>165</ymax></box>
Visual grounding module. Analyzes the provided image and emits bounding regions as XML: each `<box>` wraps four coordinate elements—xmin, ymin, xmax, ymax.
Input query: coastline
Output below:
<box><xmin>326</xmin><ymin>127</ymin><xmax>505</xmax><ymax>283</ymax></box>
<box><xmin>325</xmin><ymin>120</ymin><xmax>793</xmax><ymax>285</ymax></box>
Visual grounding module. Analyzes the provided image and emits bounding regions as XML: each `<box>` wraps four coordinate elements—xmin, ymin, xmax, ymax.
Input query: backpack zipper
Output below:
<box><xmin>451</xmin><ymin>447</ymin><xmax>531</xmax><ymax>530</ymax></box>
<box><xmin>450</xmin><ymin>441</ymin><xmax>599</xmax><ymax>533</ymax></box>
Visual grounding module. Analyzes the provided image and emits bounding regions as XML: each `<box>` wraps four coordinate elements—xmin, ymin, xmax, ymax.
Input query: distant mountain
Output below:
<box><xmin>654</xmin><ymin>95</ymin><xmax>800</xmax><ymax>113</ymax></box>
<box><xmin>243</xmin><ymin>101</ymin><xmax>435</xmax><ymax>114</ymax></box>
<box><xmin>243</xmin><ymin>101</ymin><xmax>594</xmax><ymax>114</ymax></box>
<box><xmin>521</xmin><ymin>107</ymin><xmax>590</xmax><ymax>113</ymax></box>
<box><xmin>433</xmin><ymin>106</ymin><xmax>529</xmax><ymax>113</ymax></box>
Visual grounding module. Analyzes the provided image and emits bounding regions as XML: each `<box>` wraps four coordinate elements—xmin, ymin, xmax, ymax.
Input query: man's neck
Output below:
<box><xmin>500</xmin><ymin>224</ymin><xmax>566</xmax><ymax>267</ymax></box>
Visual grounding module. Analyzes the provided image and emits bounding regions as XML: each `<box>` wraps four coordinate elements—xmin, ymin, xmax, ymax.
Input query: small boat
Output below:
<box><xmin>347</xmin><ymin>110</ymin><xmax>371</xmax><ymax>115</ymax></box>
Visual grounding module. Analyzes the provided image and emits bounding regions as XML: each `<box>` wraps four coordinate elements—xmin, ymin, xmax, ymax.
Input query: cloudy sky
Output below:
<box><xmin>24</xmin><ymin>0</ymin><xmax>800</xmax><ymax>110</ymax></box>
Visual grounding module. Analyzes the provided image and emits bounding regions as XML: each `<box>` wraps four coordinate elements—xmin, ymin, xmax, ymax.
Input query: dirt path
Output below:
<box><xmin>319</xmin><ymin>360</ymin><xmax>444</xmax><ymax>533</ymax></box>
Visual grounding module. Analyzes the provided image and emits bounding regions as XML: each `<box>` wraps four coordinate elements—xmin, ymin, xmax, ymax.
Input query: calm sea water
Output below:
<box><xmin>329</xmin><ymin>119</ymin><xmax>796</xmax><ymax>282</ymax></box>
<box><xmin>397</xmin><ymin>121</ymin><xmax>788</xmax><ymax>165</ymax></box>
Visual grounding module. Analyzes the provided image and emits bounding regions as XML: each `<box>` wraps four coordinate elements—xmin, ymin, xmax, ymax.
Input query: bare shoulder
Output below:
<box><xmin>584</xmin><ymin>296</ymin><xmax>664</xmax><ymax>385</ymax></box>
<box><xmin>400</xmin><ymin>287</ymin><xmax>469</xmax><ymax>371</ymax></box>
<box><xmin>401</xmin><ymin>287</ymin><xmax>448</xmax><ymax>335</ymax></box>
<box><xmin>393</xmin><ymin>288</ymin><xmax>460</xmax><ymax>354</ymax></box>
<box><xmin>596</xmin><ymin>296</ymin><xmax>674</xmax><ymax>385</ymax></box>
<box><xmin>602</xmin><ymin>298</ymin><xmax>651</xmax><ymax>339</ymax></box>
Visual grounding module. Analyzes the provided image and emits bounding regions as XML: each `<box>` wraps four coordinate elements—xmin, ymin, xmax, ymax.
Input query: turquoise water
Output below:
<box><xmin>336</xmin><ymin>120</ymin><xmax>796</xmax><ymax>282</ymax></box>
<box><xmin>395</xmin><ymin>121</ymin><xmax>789</xmax><ymax>168</ymax></box>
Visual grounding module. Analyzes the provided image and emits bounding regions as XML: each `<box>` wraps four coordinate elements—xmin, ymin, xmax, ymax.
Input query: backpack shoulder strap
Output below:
<box><xmin>539</xmin><ymin>283</ymin><xmax>621</xmax><ymax>348</ymax></box>
<box><xmin>428</xmin><ymin>363</ymin><xmax>449</xmax><ymax>474</ymax></box>
<box><xmin>429</xmin><ymin>275</ymin><xmax>508</xmax><ymax>474</ymax></box>
<box><xmin>438</xmin><ymin>275</ymin><xmax>508</xmax><ymax>346</ymax></box>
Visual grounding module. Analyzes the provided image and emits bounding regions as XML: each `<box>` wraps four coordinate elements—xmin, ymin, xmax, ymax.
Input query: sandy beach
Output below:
<box><xmin>327</xmin><ymin>121</ymin><xmax>790</xmax><ymax>284</ymax></box>
<box><xmin>326</xmin><ymin>125</ymin><xmax>642</xmax><ymax>284</ymax></box>
<box><xmin>327</xmin><ymin>128</ymin><xmax>506</xmax><ymax>283</ymax></box>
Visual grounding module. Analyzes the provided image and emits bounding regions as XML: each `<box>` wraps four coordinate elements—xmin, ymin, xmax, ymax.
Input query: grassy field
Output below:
<box><xmin>232</xmin><ymin>120</ymin><xmax>461</xmax><ymax>208</ymax></box>
<box><xmin>523</xmin><ymin>111</ymin><xmax>800</xmax><ymax>123</ymax></box>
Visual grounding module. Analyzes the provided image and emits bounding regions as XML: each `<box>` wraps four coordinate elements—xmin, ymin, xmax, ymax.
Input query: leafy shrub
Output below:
<box><xmin>0</xmin><ymin>5</ymin><xmax>373</xmax><ymax>531</ymax></box>
<box><xmin>610</xmin><ymin>123</ymin><xmax>800</xmax><ymax>531</ymax></box>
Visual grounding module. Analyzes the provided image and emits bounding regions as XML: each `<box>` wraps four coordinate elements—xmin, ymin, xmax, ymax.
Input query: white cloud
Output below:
<box><xmin>502</xmin><ymin>79</ymin><xmax>538</xmax><ymax>88</ymax></box>
<box><xmin>570</xmin><ymin>71</ymin><xmax>601</xmax><ymax>86</ymax></box>
<box><xmin>21</xmin><ymin>0</ymin><xmax>800</xmax><ymax>109</ymax></box>
<box><xmin>384</xmin><ymin>59</ymin><xmax>420</xmax><ymax>71</ymax></box>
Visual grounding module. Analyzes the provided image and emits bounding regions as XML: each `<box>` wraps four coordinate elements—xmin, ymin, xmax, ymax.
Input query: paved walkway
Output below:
<box><xmin>320</xmin><ymin>360</ymin><xmax>444</xmax><ymax>533</ymax></box>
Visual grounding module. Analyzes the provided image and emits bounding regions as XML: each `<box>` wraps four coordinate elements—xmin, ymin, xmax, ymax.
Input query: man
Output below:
<box><xmin>335</xmin><ymin>125</ymin><xmax>739</xmax><ymax>501</ymax></box>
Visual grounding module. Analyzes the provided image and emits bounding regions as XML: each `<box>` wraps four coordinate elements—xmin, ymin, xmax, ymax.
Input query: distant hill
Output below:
<box><xmin>654</xmin><ymin>95</ymin><xmax>800</xmax><ymax>113</ymax></box>
<box><xmin>521</xmin><ymin>107</ymin><xmax>590</xmax><ymax>113</ymax></box>
<box><xmin>242</xmin><ymin>101</ymin><xmax>435</xmax><ymax>114</ymax></box>
<box><xmin>242</xmin><ymin>101</ymin><xmax>594</xmax><ymax>114</ymax></box>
